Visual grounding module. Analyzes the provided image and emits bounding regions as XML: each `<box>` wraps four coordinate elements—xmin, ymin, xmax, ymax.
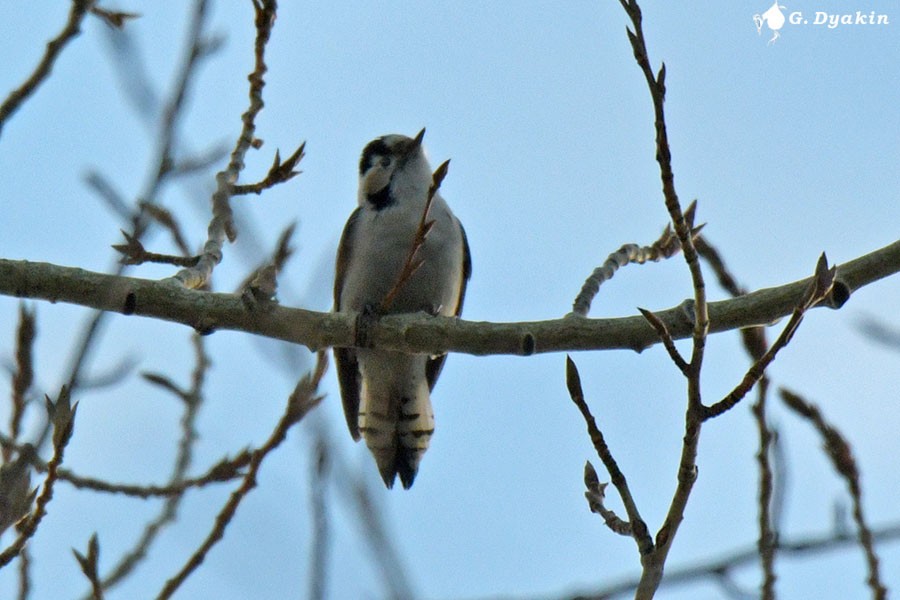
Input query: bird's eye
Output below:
<box><xmin>379</xmin><ymin>156</ymin><xmax>392</xmax><ymax>168</ymax></box>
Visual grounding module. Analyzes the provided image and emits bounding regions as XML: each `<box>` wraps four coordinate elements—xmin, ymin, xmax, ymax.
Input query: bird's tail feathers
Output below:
<box><xmin>358</xmin><ymin>386</ymin><xmax>434</xmax><ymax>489</ymax></box>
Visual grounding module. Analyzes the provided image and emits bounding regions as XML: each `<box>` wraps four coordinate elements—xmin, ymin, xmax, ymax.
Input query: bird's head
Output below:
<box><xmin>358</xmin><ymin>128</ymin><xmax>431</xmax><ymax>209</ymax></box>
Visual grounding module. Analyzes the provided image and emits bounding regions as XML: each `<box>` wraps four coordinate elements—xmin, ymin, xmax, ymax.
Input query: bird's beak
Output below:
<box><xmin>413</xmin><ymin>128</ymin><xmax>426</xmax><ymax>147</ymax></box>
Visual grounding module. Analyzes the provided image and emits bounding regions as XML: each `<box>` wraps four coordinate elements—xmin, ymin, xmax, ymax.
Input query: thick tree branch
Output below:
<box><xmin>0</xmin><ymin>240</ymin><xmax>897</xmax><ymax>356</ymax></box>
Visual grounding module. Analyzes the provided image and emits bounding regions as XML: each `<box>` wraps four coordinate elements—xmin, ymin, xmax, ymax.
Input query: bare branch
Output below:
<box><xmin>2</xmin><ymin>240</ymin><xmax>897</xmax><ymax>356</ymax></box>
<box><xmin>611</xmin><ymin>7</ymin><xmax>714</xmax><ymax>595</ymax></box>
<box><xmin>150</xmin><ymin>0</ymin><xmax>214</xmax><ymax>188</ymax></box>
<box><xmin>583</xmin><ymin>462</ymin><xmax>633</xmax><ymax>536</ymax></box>
<box><xmin>780</xmin><ymin>388</ymin><xmax>887</xmax><ymax>600</ymax></box>
<box><xmin>167</xmin><ymin>142</ymin><xmax>230</xmax><ymax>177</ymax></box>
<box><xmin>856</xmin><ymin>314</ymin><xmax>900</xmax><ymax>353</ymax></box>
<box><xmin>753</xmin><ymin>377</ymin><xmax>777</xmax><ymax>599</ymax></box>
<box><xmin>98</xmin><ymin>334</ymin><xmax>210</xmax><ymax>591</ymax></box>
<box><xmin>547</xmin><ymin>519</ymin><xmax>900</xmax><ymax>600</ymax></box>
<box><xmin>63</xmin><ymin>0</ymin><xmax>215</xmax><ymax>400</ymax></box>
<box><xmin>112</xmin><ymin>230</ymin><xmax>200</xmax><ymax>267</ymax></box>
<box><xmin>73</xmin><ymin>534</ymin><xmax>104</xmax><ymax>600</ymax></box>
<box><xmin>156</xmin><ymin>350</ymin><xmax>327</xmax><ymax>599</ymax></box>
<box><xmin>236</xmin><ymin>222</ymin><xmax>297</xmax><ymax>310</ymax></box>
<box><xmin>231</xmin><ymin>142</ymin><xmax>306</xmax><ymax>196</ymax></box>
<box><xmin>0</xmin><ymin>387</ymin><xmax>77</xmax><ymax>568</ymax></box>
<box><xmin>8</xmin><ymin>304</ymin><xmax>36</xmax><ymax>456</ymax></box>
<box><xmin>139</xmin><ymin>203</ymin><xmax>193</xmax><ymax>257</ymax></box>
<box><xmin>308</xmin><ymin>433</ymin><xmax>330</xmax><ymax>600</ymax></box>
<box><xmin>380</xmin><ymin>159</ymin><xmax>450</xmax><ymax>312</ymax></box>
<box><xmin>0</xmin><ymin>0</ymin><xmax>93</xmax><ymax>137</ymax></box>
<box><xmin>89</xmin><ymin>6</ymin><xmax>139</xmax><ymax>29</ymax></box>
<box><xmin>84</xmin><ymin>171</ymin><xmax>133</xmax><ymax>223</ymax></box>
<box><xmin>62</xmin><ymin>451</ymin><xmax>247</xmax><ymax>499</ymax></box>
<box><xmin>695</xmin><ymin>235</ymin><xmax>779</xmax><ymax>594</ymax></box>
<box><xmin>167</xmin><ymin>0</ymin><xmax>281</xmax><ymax>290</ymax></box>
<box><xmin>637</xmin><ymin>307</ymin><xmax>688</xmax><ymax>375</ymax></box>
<box><xmin>566</xmin><ymin>357</ymin><xmax>653</xmax><ymax>553</ymax></box>
<box><xmin>703</xmin><ymin>253</ymin><xmax>838</xmax><ymax>420</ymax></box>
<box><xmin>571</xmin><ymin>203</ymin><xmax>703</xmax><ymax>316</ymax></box>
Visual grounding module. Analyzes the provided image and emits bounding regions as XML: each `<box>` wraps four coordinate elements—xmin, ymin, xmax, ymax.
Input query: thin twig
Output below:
<box><xmin>72</xmin><ymin>453</ymin><xmax>246</xmax><ymax>498</ymax></box>
<box><xmin>548</xmin><ymin>519</ymin><xmax>900</xmax><ymax>600</ymax></box>
<box><xmin>0</xmin><ymin>431</ymin><xmax>247</xmax><ymax>500</ymax></box>
<box><xmin>0</xmin><ymin>0</ymin><xmax>93</xmax><ymax>136</ymax></box>
<box><xmin>780</xmin><ymin>388</ymin><xmax>887</xmax><ymax>600</ymax></box>
<box><xmin>155</xmin><ymin>350</ymin><xmax>327</xmax><ymax>600</ymax></box>
<box><xmin>8</xmin><ymin>304</ymin><xmax>36</xmax><ymax>461</ymax></box>
<box><xmin>308</xmin><ymin>432</ymin><xmax>330</xmax><ymax>600</ymax></box>
<box><xmin>151</xmin><ymin>0</ymin><xmax>213</xmax><ymax>188</ymax></box>
<box><xmin>703</xmin><ymin>254</ymin><xmax>837</xmax><ymax>420</ymax></box>
<box><xmin>139</xmin><ymin>203</ymin><xmax>193</xmax><ymax>257</ymax></box>
<box><xmin>97</xmin><ymin>334</ymin><xmax>210</xmax><ymax>592</ymax></box>
<box><xmin>637</xmin><ymin>307</ymin><xmax>688</xmax><ymax>375</ymax></box>
<box><xmin>571</xmin><ymin>203</ymin><xmax>702</xmax><ymax>316</ymax></box>
<box><xmin>73</xmin><ymin>534</ymin><xmax>105</xmax><ymax>600</ymax></box>
<box><xmin>380</xmin><ymin>159</ymin><xmax>450</xmax><ymax>311</ymax></box>
<box><xmin>84</xmin><ymin>171</ymin><xmax>132</xmax><ymax>223</ymax></box>
<box><xmin>695</xmin><ymin>235</ymin><xmax>779</xmax><ymax>595</ymax></box>
<box><xmin>582</xmin><ymin>462</ymin><xmax>633</xmax><ymax>536</ymax></box>
<box><xmin>167</xmin><ymin>142</ymin><xmax>230</xmax><ymax>178</ymax></box>
<box><xmin>63</xmin><ymin>0</ymin><xmax>213</xmax><ymax>404</ymax></box>
<box><xmin>168</xmin><ymin>0</ymin><xmax>281</xmax><ymax>290</ymax></box>
<box><xmin>235</xmin><ymin>221</ymin><xmax>297</xmax><ymax>309</ymax></box>
<box><xmin>307</xmin><ymin>415</ymin><xmax>412</xmax><ymax>599</ymax></box>
<box><xmin>231</xmin><ymin>143</ymin><xmax>306</xmax><ymax>196</ymax></box>
<box><xmin>112</xmin><ymin>230</ymin><xmax>200</xmax><ymax>267</ymax></box>
<box><xmin>613</xmin><ymin>3</ymin><xmax>709</xmax><ymax>594</ymax></box>
<box><xmin>856</xmin><ymin>315</ymin><xmax>900</xmax><ymax>353</ymax></box>
<box><xmin>88</xmin><ymin>6</ymin><xmax>139</xmax><ymax>29</ymax></box>
<box><xmin>566</xmin><ymin>356</ymin><xmax>653</xmax><ymax>553</ymax></box>
<box><xmin>0</xmin><ymin>387</ymin><xmax>77</xmax><ymax>568</ymax></box>
<box><xmin>16</xmin><ymin>546</ymin><xmax>31</xmax><ymax>600</ymax></box>
<box><xmin>346</xmin><ymin>472</ymin><xmax>415</xmax><ymax>599</ymax></box>
<box><xmin>753</xmin><ymin>377</ymin><xmax>777</xmax><ymax>599</ymax></box>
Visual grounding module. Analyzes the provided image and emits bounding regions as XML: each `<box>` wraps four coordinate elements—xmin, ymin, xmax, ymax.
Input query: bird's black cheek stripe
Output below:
<box><xmin>359</xmin><ymin>139</ymin><xmax>390</xmax><ymax>174</ymax></box>
<box><xmin>366</xmin><ymin>186</ymin><xmax>394</xmax><ymax>210</ymax></box>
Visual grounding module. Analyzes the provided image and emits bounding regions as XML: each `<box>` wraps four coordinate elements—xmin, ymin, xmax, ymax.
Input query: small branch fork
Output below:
<box><xmin>0</xmin><ymin>387</ymin><xmax>77</xmax><ymax>568</ymax></box>
<box><xmin>567</xmin><ymin>2</ymin><xmax>855</xmax><ymax>598</ymax></box>
<box><xmin>566</xmin><ymin>3</ymin><xmax>712</xmax><ymax>595</ymax></box>
<box><xmin>566</xmin><ymin>357</ymin><xmax>653</xmax><ymax>554</ymax></box>
<box><xmin>571</xmin><ymin>251</ymin><xmax>844</xmax><ymax>598</ymax></box>
<box><xmin>380</xmin><ymin>159</ymin><xmax>451</xmax><ymax>312</ymax></box>
<box><xmin>155</xmin><ymin>351</ymin><xmax>328</xmax><ymax>600</ymax></box>
<box><xmin>701</xmin><ymin>253</ymin><xmax>838</xmax><ymax>420</ymax></box>
<box><xmin>113</xmin><ymin>230</ymin><xmax>200</xmax><ymax>267</ymax></box>
<box><xmin>166</xmin><ymin>0</ymin><xmax>304</xmax><ymax>290</ymax></box>
<box><xmin>231</xmin><ymin>142</ymin><xmax>305</xmax><ymax>196</ymax></box>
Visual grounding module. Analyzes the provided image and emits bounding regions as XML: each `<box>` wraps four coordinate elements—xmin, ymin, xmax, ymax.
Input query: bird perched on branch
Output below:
<box><xmin>334</xmin><ymin>129</ymin><xmax>471</xmax><ymax>488</ymax></box>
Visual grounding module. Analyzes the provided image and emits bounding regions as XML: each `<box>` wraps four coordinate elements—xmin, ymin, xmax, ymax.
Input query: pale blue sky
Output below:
<box><xmin>1</xmin><ymin>2</ymin><xmax>898</xmax><ymax>599</ymax></box>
